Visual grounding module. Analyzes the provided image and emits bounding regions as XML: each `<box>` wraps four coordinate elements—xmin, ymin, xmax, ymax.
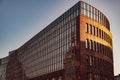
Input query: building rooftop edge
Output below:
<box><xmin>1</xmin><ymin>1</ymin><xmax>110</xmax><ymax>59</ymax></box>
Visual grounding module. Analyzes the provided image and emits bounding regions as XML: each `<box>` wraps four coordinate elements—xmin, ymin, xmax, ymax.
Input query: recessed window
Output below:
<box><xmin>86</xmin><ymin>23</ymin><xmax>89</xmax><ymax>33</ymax></box>
<box><xmin>52</xmin><ymin>78</ymin><xmax>55</xmax><ymax>80</ymax></box>
<box><xmin>97</xmin><ymin>42</ymin><xmax>99</xmax><ymax>52</ymax></box>
<box><xmin>86</xmin><ymin>39</ymin><xmax>89</xmax><ymax>49</ymax></box>
<box><xmin>95</xmin><ymin>42</ymin><xmax>98</xmax><ymax>52</ymax></box>
<box><xmin>99</xmin><ymin>29</ymin><xmax>101</xmax><ymax>38</ymax></box>
<box><xmin>87</xmin><ymin>72</ymin><xmax>92</xmax><ymax>80</ymax></box>
<box><xmin>58</xmin><ymin>76</ymin><xmax>62</xmax><ymax>80</ymax></box>
<box><xmin>96</xmin><ymin>27</ymin><xmax>98</xmax><ymax>37</ymax></box>
<box><xmin>93</xmin><ymin>26</ymin><xmax>95</xmax><ymax>35</ymax></box>
<box><xmin>89</xmin><ymin>72</ymin><xmax>92</xmax><ymax>80</ymax></box>
<box><xmin>93</xmin><ymin>41</ymin><xmax>95</xmax><ymax>51</ymax></box>
<box><xmin>90</xmin><ymin>25</ymin><xmax>92</xmax><ymax>34</ymax></box>
<box><xmin>89</xmin><ymin>40</ymin><xmax>92</xmax><ymax>50</ymax></box>
<box><xmin>89</xmin><ymin>56</ymin><xmax>92</xmax><ymax>66</ymax></box>
<box><xmin>102</xmin><ymin>30</ymin><xmax>103</xmax><ymax>39</ymax></box>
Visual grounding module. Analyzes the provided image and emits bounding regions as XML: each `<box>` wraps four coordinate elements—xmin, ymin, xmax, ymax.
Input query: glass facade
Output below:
<box><xmin>0</xmin><ymin>1</ymin><xmax>114</xmax><ymax>80</ymax></box>
<box><xmin>17</xmin><ymin>2</ymin><xmax>79</xmax><ymax>79</ymax></box>
<box><xmin>80</xmin><ymin>1</ymin><xmax>110</xmax><ymax>30</ymax></box>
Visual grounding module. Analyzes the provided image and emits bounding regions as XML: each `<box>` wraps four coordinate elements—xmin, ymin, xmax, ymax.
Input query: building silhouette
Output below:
<box><xmin>0</xmin><ymin>1</ymin><xmax>114</xmax><ymax>80</ymax></box>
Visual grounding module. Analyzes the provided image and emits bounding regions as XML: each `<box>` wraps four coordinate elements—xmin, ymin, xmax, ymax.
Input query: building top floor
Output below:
<box><xmin>16</xmin><ymin>1</ymin><xmax>110</xmax><ymax>53</ymax></box>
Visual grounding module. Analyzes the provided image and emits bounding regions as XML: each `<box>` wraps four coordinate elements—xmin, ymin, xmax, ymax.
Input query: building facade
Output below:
<box><xmin>0</xmin><ymin>56</ymin><xmax>9</xmax><ymax>80</ymax></box>
<box><xmin>0</xmin><ymin>1</ymin><xmax>114</xmax><ymax>80</ymax></box>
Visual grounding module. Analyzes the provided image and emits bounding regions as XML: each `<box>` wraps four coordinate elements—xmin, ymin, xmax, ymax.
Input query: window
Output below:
<box><xmin>86</xmin><ymin>39</ymin><xmax>89</xmax><ymax>49</ymax></box>
<box><xmin>86</xmin><ymin>23</ymin><xmax>89</xmax><ymax>33</ymax></box>
<box><xmin>99</xmin><ymin>29</ymin><xmax>101</xmax><ymax>38</ymax></box>
<box><xmin>93</xmin><ymin>26</ymin><xmax>95</xmax><ymax>35</ymax></box>
<box><xmin>88</xmin><ymin>72</ymin><xmax>92</xmax><ymax>80</ymax></box>
<box><xmin>93</xmin><ymin>41</ymin><xmax>95</xmax><ymax>51</ymax></box>
<box><xmin>89</xmin><ymin>56</ymin><xmax>92</xmax><ymax>66</ymax></box>
<box><xmin>58</xmin><ymin>76</ymin><xmax>62</xmax><ymax>80</ymax></box>
<box><xmin>52</xmin><ymin>78</ymin><xmax>55</xmax><ymax>80</ymax></box>
<box><xmin>94</xmin><ymin>57</ymin><xmax>96</xmax><ymax>67</ymax></box>
<box><xmin>97</xmin><ymin>42</ymin><xmax>99</xmax><ymax>52</ymax></box>
<box><xmin>87</xmin><ymin>5</ymin><xmax>89</xmax><ymax>17</ymax></box>
<box><xmin>90</xmin><ymin>25</ymin><xmax>92</xmax><ymax>34</ymax></box>
<box><xmin>89</xmin><ymin>40</ymin><xmax>92</xmax><ymax>50</ymax></box>
<box><xmin>96</xmin><ymin>28</ymin><xmax>98</xmax><ymax>37</ymax></box>
<box><xmin>81</xmin><ymin>8</ymin><xmax>84</xmax><ymax>15</ymax></box>
<box><xmin>102</xmin><ymin>30</ymin><xmax>103</xmax><ymax>39</ymax></box>
<box><xmin>100</xmin><ymin>44</ymin><xmax>102</xmax><ymax>53</ymax></box>
<box><xmin>96</xmin><ymin>42</ymin><xmax>98</xmax><ymax>52</ymax></box>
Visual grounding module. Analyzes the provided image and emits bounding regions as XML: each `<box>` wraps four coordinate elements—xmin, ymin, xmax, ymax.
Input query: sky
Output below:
<box><xmin>0</xmin><ymin>0</ymin><xmax>120</xmax><ymax>75</ymax></box>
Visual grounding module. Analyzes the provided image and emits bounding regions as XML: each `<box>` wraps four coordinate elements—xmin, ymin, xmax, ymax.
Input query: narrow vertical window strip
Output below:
<box><xmin>89</xmin><ymin>40</ymin><xmax>92</xmax><ymax>50</ymax></box>
<box><xmin>90</xmin><ymin>25</ymin><xmax>92</xmax><ymax>34</ymax></box>
<box><xmin>93</xmin><ymin>41</ymin><xmax>95</xmax><ymax>51</ymax></box>
<box><xmin>96</xmin><ymin>42</ymin><xmax>98</xmax><ymax>52</ymax></box>
<box><xmin>86</xmin><ymin>23</ymin><xmax>89</xmax><ymax>33</ymax></box>
<box><xmin>86</xmin><ymin>39</ymin><xmax>89</xmax><ymax>49</ymax></box>
<box><xmin>86</xmin><ymin>39</ymin><xmax>88</xmax><ymax>48</ymax></box>
<box><xmin>93</xmin><ymin>26</ymin><xmax>95</xmax><ymax>35</ymax></box>
<box><xmin>90</xmin><ymin>72</ymin><xmax>92</xmax><ymax>80</ymax></box>
<box><xmin>89</xmin><ymin>56</ymin><xmax>92</xmax><ymax>66</ymax></box>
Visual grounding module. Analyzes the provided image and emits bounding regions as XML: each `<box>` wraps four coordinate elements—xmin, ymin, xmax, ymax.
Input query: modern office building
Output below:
<box><xmin>0</xmin><ymin>1</ymin><xmax>114</xmax><ymax>80</ymax></box>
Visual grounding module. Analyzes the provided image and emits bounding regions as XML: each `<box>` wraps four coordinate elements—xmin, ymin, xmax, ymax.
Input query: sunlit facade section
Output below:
<box><xmin>80</xmin><ymin>1</ymin><xmax>113</xmax><ymax>80</ymax></box>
